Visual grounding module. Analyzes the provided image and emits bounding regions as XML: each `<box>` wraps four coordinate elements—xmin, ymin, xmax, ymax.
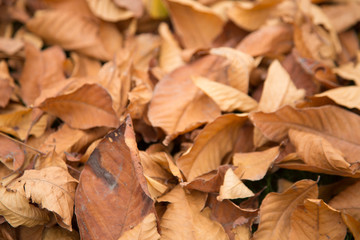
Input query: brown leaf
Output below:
<box><xmin>19</xmin><ymin>43</ymin><xmax>66</xmax><ymax>106</ymax></box>
<box><xmin>206</xmin><ymin>194</ymin><xmax>258</xmax><ymax>240</ymax></box>
<box><xmin>75</xmin><ymin>117</ymin><xmax>157</xmax><ymax>239</ymax></box>
<box><xmin>148</xmin><ymin>55</ymin><xmax>222</xmax><ymax>137</ymax></box>
<box><xmin>253</xmin><ymin>180</ymin><xmax>318</xmax><ymax>240</ymax></box>
<box><xmin>0</xmin><ymin>61</ymin><xmax>14</xmax><ymax>108</ymax></box>
<box><xmin>192</xmin><ymin>76</ymin><xmax>258</xmax><ymax>112</ymax></box>
<box><xmin>341</xmin><ymin>213</ymin><xmax>360</xmax><ymax>240</ymax></box>
<box><xmin>158</xmin><ymin>185</ymin><xmax>228</xmax><ymax>240</ymax></box>
<box><xmin>68</xmin><ymin>52</ymin><xmax>101</xmax><ymax>78</ymax></box>
<box><xmin>233</xmin><ymin>146</ymin><xmax>280</xmax><ymax>181</ymax></box>
<box><xmin>0</xmin><ymin>135</ymin><xmax>24</xmax><ymax>171</ymax></box>
<box><xmin>177</xmin><ymin>114</ymin><xmax>247</xmax><ymax>182</ymax></box>
<box><xmin>8</xmin><ymin>167</ymin><xmax>78</xmax><ymax>230</ymax></box>
<box><xmin>26</xmin><ymin>9</ymin><xmax>121</xmax><ymax>60</ymax></box>
<box><xmin>0</xmin><ymin>186</ymin><xmax>49</xmax><ymax>228</ymax></box>
<box><xmin>164</xmin><ymin>0</ymin><xmax>224</xmax><ymax>49</ymax></box>
<box><xmin>237</xmin><ymin>24</ymin><xmax>293</xmax><ymax>57</ymax></box>
<box><xmin>250</xmin><ymin>105</ymin><xmax>360</xmax><ymax>164</ymax></box>
<box><xmin>0</xmin><ymin>38</ymin><xmax>24</xmax><ymax>55</ymax></box>
<box><xmin>322</xmin><ymin>2</ymin><xmax>360</xmax><ymax>33</ymax></box>
<box><xmin>279</xmin><ymin>129</ymin><xmax>359</xmax><ymax>177</ymax></box>
<box><xmin>329</xmin><ymin>181</ymin><xmax>360</xmax><ymax>222</ymax></box>
<box><xmin>333</xmin><ymin>62</ymin><xmax>360</xmax><ymax>85</ymax></box>
<box><xmin>37</xmin><ymin>83</ymin><xmax>119</xmax><ymax>129</ymax></box>
<box><xmin>85</xmin><ymin>0</ymin><xmax>134</xmax><ymax>22</ymax></box>
<box><xmin>42</xmin><ymin>226</ymin><xmax>80</xmax><ymax>240</ymax></box>
<box><xmin>113</xmin><ymin>0</ymin><xmax>144</xmax><ymax>17</ymax></box>
<box><xmin>289</xmin><ymin>199</ymin><xmax>346</xmax><ymax>240</ymax></box>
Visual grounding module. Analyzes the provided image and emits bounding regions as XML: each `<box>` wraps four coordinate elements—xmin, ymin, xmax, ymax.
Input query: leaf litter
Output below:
<box><xmin>0</xmin><ymin>0</ymin><xmax>360</xmax><ymax>239</ymax></box>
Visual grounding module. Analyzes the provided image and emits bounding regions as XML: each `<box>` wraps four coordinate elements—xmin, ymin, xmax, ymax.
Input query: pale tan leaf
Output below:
<box><xmin>329</xmin><ymin>181</ymin><xmax>360</xmax><ymax>222</ymax></box>
<box><xmin>341</xmin><ymin>213</ymin><xmax>360</xmax><ymax>240</ymax></box>
<box><xmin>164</xmin><ymin>0</ymin><xmax>224</xmax><ymax>49</ymax></box>
<box><xmin>37</xmin><ymin>83</ymin><xmax>119</xmax><ymax>129</ymax></box>
<box><xmin>250</xmin><ymin>105</ymin><xmax>360</xmax><ymax>164</ymax></box>
<box><xmin>86</xmin><ymin>0</ymin><xmax>134</xmax><ymax>22</ymax></box>
<box><xmin>258</xmin><ymin>60</ymin><xmax>305</xmax><ymax>112</ymax></box>
<box><xmin>8</xmin><ymin>167</ymin><xmax>78</xmax><ymax>230</ymax></box>
<box><xmin>217</xmin><ymin>168</ymin><xmax>254</xmax><ymax>201</ymax></box>
<box><xmin>158</xmin><ymin>23</ymin><xmax>184</xmax><ymax>73</ymax></box>
<box><xmin>233</xmin><ymin>225</ymin><xmax>251</xmax><ymax>240</ymax></box>
<box><xmin>158</xmin><ymin>185</ymin><xmax>228</xmax><ymax>240</ymax></box>
<box><xmin>233</xmin><ymin>146</ymin><xmax>280</xmax><ymax>181</ymax></box>
<box><xmin>209</xmin><ymin>47</ymin><xmax>255</xmax><ymax>93</ymax></box>
<box><xmin>118</xmin><ymin>213</ymin><xmax>160</xmax><ymax>240</ymax></box>
<box><xmin>177</xmin><ymin>114</ymin><xmax>247</xmax><ymax>182</ymax></box>
<box><xmin>0</xmin><ymin>38</ymin><xmax>23</xmax><ymax>55</ymax></box>
<box><xmin>0</xmin><ymin>186</ymin><xmax>49</xmax><ymax>228</ymax></box>
<box><xmin>322</xmin><ymin>2</ymin><xmax>360</xmax><ymax>33</ymax></box>
<box><xmin>227</xmin><ymin>0</ymin><xmax>282</xmax><ymax>31</ymax></box>
<box><xmin>144</xmin><ymin>175</ymin><xmax>168</xmax><ymax>199</ymax></box>
<box><xmin>289</xmin><ymin>199</ymin><xmax>346</xmax><ymax>240</ymax></box>
<box><xmin>282</xmin><ymin>129</ymin><xmax>358</xmax><ymax>177</ymax></box>
<box><xmin>113</xmin><ymin>0</ymin><xmax>144</xmax><ymax>17</ymax></box>
<box><xmin>192</xmin><ymin>76</ymin><xmax>258</xmax><ymax>112</ymax></box>
<box><xmin>333</xmin><ymin>63</ymin><xmax>360</xmax><ymax>85</ymax></box>
<box><xmin>253</xmin><ymin>180</ymin><xmax>318</xmax><ymax>240</ymax></box>
<box><xmin>316</xmin><ymin>86</ymin><xmax>360</xmax><ymax>110</ymax></box>
<box><xmin>148</xmin><ymin>55</ymin><xmax>222</xmax><ymax>136</ymax></box>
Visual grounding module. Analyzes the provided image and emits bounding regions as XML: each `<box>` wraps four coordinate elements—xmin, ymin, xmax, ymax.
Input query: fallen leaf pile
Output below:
<box><xmin>1</xmin><ymin>0</ymin><xmax>360</xmax><ymax>239</ymax></box>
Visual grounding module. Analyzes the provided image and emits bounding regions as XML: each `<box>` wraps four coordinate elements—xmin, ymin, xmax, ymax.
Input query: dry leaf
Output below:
<box><xmin>0</xmin><ymin>61</ymin><xmax>14</xmax><ymax>108</ymax></box>
<box><xmin>341</xmin><ymin>213</ymin><xmax>360</xmax><ymax>240</ymax></box>
<box><xmin>289</xmin><ymin>199</ymin><xmax>346</xmax><ymax>240</ymax></box>
<box><xmin>217</xmin><ymin>168</ymin><xmax>254</xmax><ymax>201</ymax></box>
<box><xmin>253</xmin><ymin>180</ymin><xmax>318</xmax><ymax>240</ymax></box>
<box><xmin>7</xmin><ymin>167</ymin><xmax>78</xmax><ymax>230</ymax></box>
<box><xmin>37</xmin><ymin>83</ymin><xmax>120</xmax><ymax>129</ymax></box>
<box><xmin>164</xmin><ymin>0</ymin><xmax>224</xmax><ymax>49</ymax></box>
<box><xmin>0</xmin><ymin>135</ymin><xmax>24</xmax><ymax>171</ymax></box>
<box><xmin>158</xmin><ymin>185</ymin><xmax>228</xmax><ymax>240</ymax></box>
<box><xmin>192</xmin><ymin>76</ymin><xmax>258</xmax><ymax>112</ymax></box>
<box><xmin>75</xmin><ymin>117</ymin><xmax>157</xmax><ymax>239</ymax></box>
<box><xmin>0</xmin><ymin>186</ymin><xmax>49</xmax><ymax>228</ymax></box>
<box><xmin>329</xmin><ymin>181</ymin><xmax>360</xmax><ymax>222</ymax></box>
<box><xmin>233</xmin><ymin>146</ymin><xmax>280</xmax><ymax>181</ymax></box>
<box><xmin>113</xmin><ymin>0</ymin><xmax>144</xmax><ymax>17</ymax></box>
<box><xmin>315</xmin><ymin>86</ymin><xmax>360</xmax><ymax>110</ymax></box>
<box><xmin>322</xmin><ymin>2</ymin><xmax>360</xmax><ymax>33</ymax></box>
<box><xmin>280</xmin><ymin>129</ymin><xmax>359</xmax><ymax>177</ymax></box>
<box><xmin>85</xmin><ymin>0</ymin><xmax>134</xmax><ymax>22</ymax></box>
<box><xmin>333</xmin><ymin>63</ymin><xmax>360</xmax><ymax>85</ymax></box>
<box><xmin>177</xmin><ymin>114</ymin><xmax>247</xmax><ymax>182</ymax></box>
<box><xmin>148</xmin><ymin>55</ymin><xmax>223</xmax><ymax>137</ymax></box>
<box><xmin>250</xmin><ymin>105</ymin><xmax>360</xmax><ymax>164</ymax></box>
<box><xmin>118</xmin><ymin>213</ymin><xmax>160</xmax><ymax>240</ymax></box>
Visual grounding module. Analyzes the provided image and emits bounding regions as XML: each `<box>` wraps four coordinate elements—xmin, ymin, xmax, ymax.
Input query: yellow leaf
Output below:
<box><xmin>146</xmin><ymin>0</ymin><xmax>168</xmax><ymax>19</ymax></box>
<box><xmin>253</xmin><ymin>180</ymin><xmax>318</xmax><ymax>240</ymax></box>
<box><xmin>192</xmin><ymin>76</ymin><xmax>258</xmax><ymax>112</ymax></box>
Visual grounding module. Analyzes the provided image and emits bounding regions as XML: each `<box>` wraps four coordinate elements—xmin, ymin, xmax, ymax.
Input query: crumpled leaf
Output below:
<box><xmin>250</xmin><ymin>105</ymin><xmax>360</xmax><ymax>164</ymax></box>
<box><xmin>289</xmin><ymin>199</ymin><xmax>346</xmax><ymax>240</ymax></box>
<box><xmin>192</xmin><ymin>76</ymin><xmax>258</xmax><ymax>112</ymax></box>
<box><xmin>7</xmin><ymin>166</ymin><xmax>78</xmax><ymax>230</ymax></box>
<box><xmin>37</xmin><ymin>83</ymin><xmax>119</xmax><ymax>129</ymax></box>
<box><xmin>75</xmin><ymin>117</ymin><xmax>157</xmax><ymax>239</ymax></box>
<box><xmin>158</xmin><ymin>185</ymin><xmax>228</xmax><ymax>240</ymax></box>
<box><xmin>177</xmin><ymin>114</ymin><xmax>247</xmax><ymax>182</ymax></box>
<box><xmin>85</xmin><ymin>0</ymin><xmax>134</xmax><ymax>22</ymax></box>
<box><xmin>164</xmin><ymin>0</ymin><xmax>224</xmax><ymax>49</ymax></box>
<box><xmin>217</xmin><ymin>168</ymin><xmax>254</xmax><ymax>201</ymax></box>
<box><xmin>0</xmin><ymin>186</ymin><xmax>49</xmax><ymax>228</ymax></box>
<box><xmin>253</xmin><ymin>180</ymin><xmax>318</xmax><ymax>240</ymax></box>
